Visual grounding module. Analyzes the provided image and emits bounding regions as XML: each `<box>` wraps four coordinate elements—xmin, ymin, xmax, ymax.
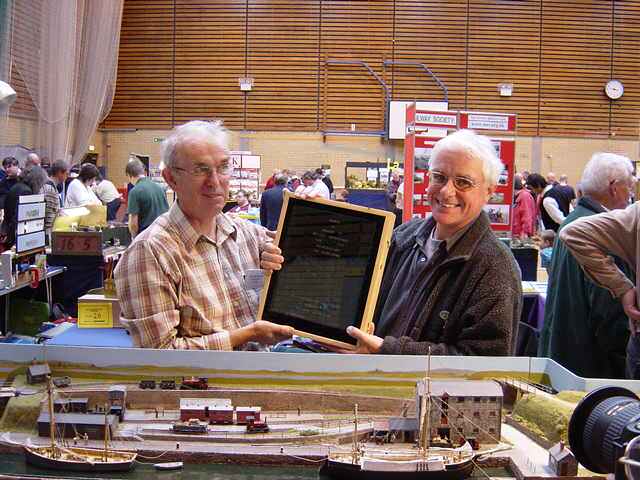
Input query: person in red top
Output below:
<box><xmin>264</xmin><ymin>169</ymin><xmax>280</xmax><ymax>190</ymax></box>
<box><xmin>512</xmin><ymin>175</ymin><xmax>537</xmax><ymax>238</ymax></box>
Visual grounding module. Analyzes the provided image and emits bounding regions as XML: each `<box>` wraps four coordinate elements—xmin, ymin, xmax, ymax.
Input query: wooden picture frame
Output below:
<box><xmin>257</xmin><ymin>191</ymin><xmax>395</xmax><ymax>350</ymax></box>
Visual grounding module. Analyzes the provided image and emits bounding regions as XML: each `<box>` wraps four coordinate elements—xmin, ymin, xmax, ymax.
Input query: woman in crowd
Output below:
<box><xmin>64</xmin><ymin>163</ymin><xmax>101</xmax><ymax>208</ymax></box>
<box><xmin>512</xmin><ymin>175</ymin><xmax>537</xmax><ymax>239</ymax></box>
<box><xmin>2</xmin><ymin>166</ymin><xmax>49</xmax><ymax>248</ymax></box>
<box><xmin>0</xmin><ymin>157</ymin><xmax>20</xmax><ymax>210</ymax></box>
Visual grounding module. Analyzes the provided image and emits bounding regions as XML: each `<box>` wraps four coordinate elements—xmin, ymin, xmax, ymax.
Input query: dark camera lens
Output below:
<box><xmin>569</xmin><ymin>386</ymin><xmax>640</xmax><ymax>474</ymax></box>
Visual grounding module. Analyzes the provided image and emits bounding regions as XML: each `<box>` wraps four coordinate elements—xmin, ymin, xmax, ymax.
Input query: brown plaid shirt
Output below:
<box><xmin>114</xmin><ymin>203</ymin><xmax>269</xmax><ymax>349</ymax></box>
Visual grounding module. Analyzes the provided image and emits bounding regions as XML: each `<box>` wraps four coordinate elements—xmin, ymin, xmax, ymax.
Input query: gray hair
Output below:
<box><xmin>580</xmin><ymin>152</ymin><xmax>634</xmax><ymax>196</ymax></box>
<box><xmin>125</xmin><ymin>159</ymin><xmax>146</xmax><ymax>177</ymax></box>
<box><xmin>430</xmin><ymin>129</ymin><xmax>504</xmax><ymax>185</ymax></box>
<box><xmin>25</xmin><ymin>152</ymin><xmax>40</xmax><ymax>167</ymax></box>
<box><xmin>20</xmin><ymin>165</ymin><xmax>48</xmax><ymax>194</ymax></box>
<box><xmin>161</xmin><ymin>120</ymin><xmax>229</xmax><ymax>169</ymax></box>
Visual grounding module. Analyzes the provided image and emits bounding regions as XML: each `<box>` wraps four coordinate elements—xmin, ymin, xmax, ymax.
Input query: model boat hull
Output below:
<box><xmin>320</xmin><ymin>457</ymin><xmax>475</xmax><ymax>480</ymax></box>
<box><xmin>24</xmin><ymin>446</ymin><xmax>136</xmax><ymax>472</ymax></box>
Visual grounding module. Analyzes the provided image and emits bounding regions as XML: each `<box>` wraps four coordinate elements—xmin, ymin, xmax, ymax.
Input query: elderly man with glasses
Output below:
<box><xmin>115</xmin><ymin>120</ymin><xmax>293</xmax><ymax>350</ymax></box>
<box><xmin>344</xmin><ymin>129</ymin><xmax>522</xmax><ymax>356</ymax></box>
<box><xmin>539</xmin><ymin>152</ymin><xmax>636</xmax><ymax>379</ymax></box>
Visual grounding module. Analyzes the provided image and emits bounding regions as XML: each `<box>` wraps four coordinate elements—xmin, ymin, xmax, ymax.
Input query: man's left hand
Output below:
<box><xmin>261</xmin><ymin>241</ymin><xmax>284</xmax><ymax>271</ymax></box>
<box><xmin>343</xmin><ymin>325</ymin><xmax>384</xmax><ymax>354</ymax></box>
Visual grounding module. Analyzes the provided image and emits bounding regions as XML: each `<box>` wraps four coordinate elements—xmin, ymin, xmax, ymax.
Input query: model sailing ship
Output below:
<box><xmin>23</xmin><ymin>377</ymin><xmax>137</xmax><ymax>472</ymax></box>
<box><xmin>320</xmin><ymin>353</ymin><xmax>506</xmax><ymax>480</ymax></box>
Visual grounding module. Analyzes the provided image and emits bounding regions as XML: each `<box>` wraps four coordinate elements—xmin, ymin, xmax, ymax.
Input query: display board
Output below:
<box><xmin>15</xmin><ymin>194</ymin><xmax>46</xmax><ymax>254</ymax></box>
<box><xmin>258</xmin><ymin>191</ymin><xmax>395</xmax><ymax>349</ymax></box>
<box><xmin>229</xmin><ymin>151</ymin><xmax>261</xmax><ymax>201</ymax></box>
<box><xmin>403</xmin><ymin>106</ymin><xmax>516</xmax><ymax>233</ymax></box>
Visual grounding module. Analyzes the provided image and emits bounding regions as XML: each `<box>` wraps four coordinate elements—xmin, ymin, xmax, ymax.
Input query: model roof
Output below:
<box><xmin>28</xmin><ymin>364</ymin><xmax>51</xmax><ymax>376</ymax></box>
<box><xmin>549</xmin><ymin>442</ymin><xmax>576</xmax><ymax>462</ymax></box>
<box><xmin>416</xmin><ymin>380</ymin><xmax>503</xmax><ymax>397</ymax></box>
<box><xmin>179</xmin><ymin>398</ymin><xmax>232</xmax><ymax>409</ymax></box>
<box><xmin>37</xmin><ymin>412</ymin><xmax>118</xmax><ymax>426</ymax></box>
<box><xmin>236</xmin><ymin>406</ymin><xmax>261</xmax><ymax>412</ymax></box>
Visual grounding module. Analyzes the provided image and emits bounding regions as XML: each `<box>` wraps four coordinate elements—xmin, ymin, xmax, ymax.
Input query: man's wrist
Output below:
<box><xmin>229</xmin><ymin>324</ymin><xmax>254</xmax><ymax>348</ymax></box>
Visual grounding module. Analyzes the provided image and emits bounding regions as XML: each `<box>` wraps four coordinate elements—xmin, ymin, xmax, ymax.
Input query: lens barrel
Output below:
<box><xmin>569</xmin><ymin>386</ymin><xmax>640</xmax><ymax>474</ymax></box>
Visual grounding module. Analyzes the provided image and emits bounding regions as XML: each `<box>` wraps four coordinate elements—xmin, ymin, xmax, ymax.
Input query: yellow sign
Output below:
<box><xmin>78</xmin><ymin>302</ymin><xmax>113</xmax><ymax>328</ymax></box>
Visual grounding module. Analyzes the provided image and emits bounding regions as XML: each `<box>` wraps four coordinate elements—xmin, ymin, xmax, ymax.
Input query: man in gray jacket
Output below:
<box><xmin>346</xmin><ymin>130</ymin><xmax>522</xmax><ymax>356</ymax></box>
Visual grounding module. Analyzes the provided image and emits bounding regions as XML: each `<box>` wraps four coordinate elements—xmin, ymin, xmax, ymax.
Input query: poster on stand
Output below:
<box><xmin>404</xmin><ymin>107</ymin><xmax>517</xmax><ymax>234</ymax></box>
<box><xmin>229</xmin><ymin>151</ymin><xmax>261</xmax><ymax>202</ymax></box>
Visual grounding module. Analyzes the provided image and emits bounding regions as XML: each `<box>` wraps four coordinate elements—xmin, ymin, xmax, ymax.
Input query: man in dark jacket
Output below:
<box><xmin>539</xmin><ymin>152</ymin><xmax>636</xmax><ymax>378</ymax></box>
<box><xmin>260</xmin><ymin>174</ymin><xmax>288</xmax><ymax>231</ymax></box>
<box><xmin>346</xmin><ymin>130</ymin><xmax>522</xmax><ymax>356</ymax></box>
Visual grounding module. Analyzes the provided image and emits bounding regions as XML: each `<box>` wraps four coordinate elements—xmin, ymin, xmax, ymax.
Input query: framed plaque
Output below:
<box><xmin>258</xmin><ymin>191</ymin><xmax>395</xmax><ymax>350</ymax></box>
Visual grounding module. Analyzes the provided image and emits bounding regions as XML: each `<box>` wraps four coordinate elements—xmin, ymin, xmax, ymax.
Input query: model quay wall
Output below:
<box><xmin>62</xmin><ymin>388</ymin><xmax>405</xmax><ymax>413</ymax></box>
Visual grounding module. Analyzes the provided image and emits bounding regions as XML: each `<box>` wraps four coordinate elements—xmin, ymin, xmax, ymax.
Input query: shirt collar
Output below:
<box><xmin>432</xmin><ymin>220</ymin><xmax>475</xmax><ymax>251</ymax></box>
<box><xmin>168</xmin><ymin>202</ymin><xmax>237</xmax><ymax>250</ymax></box>
<box><xmin>412</xmin><ymin>212</ymin><xmax>491</xmax><ymax>260</ymax></box>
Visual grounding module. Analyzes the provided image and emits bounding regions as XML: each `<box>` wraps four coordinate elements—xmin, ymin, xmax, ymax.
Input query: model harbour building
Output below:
<box><xmin>38</xmin><ymin>412</ymin><xmax>119</xmax><ymax>440</ymax></box>
<box><xmin>27</xmin><ymin>364</ymin><xmax>51</xmax><ymax>385</ymax></box>
<box><xmin>179</xmin><ymin>398</ymin><xmax>233</xmax><ymax>424</ymax></box>
<box><xmin>415</xmin><ymin>380</ymin><xmax>503</xmax><ymax>446</ymax></box>
<box><xmin>53</xmin><ymin>397</ymin><xmax>89</xmax><ymax>414</ymax></box>
<box><xmin>108</xmin><ymin>385</ymin><xmax>127</xmax><ymax>420</ymax></box>
<box><xmin>236</xmin><ymin>406</ymin><xmax>261</xmax><ymax>424</ymax></box>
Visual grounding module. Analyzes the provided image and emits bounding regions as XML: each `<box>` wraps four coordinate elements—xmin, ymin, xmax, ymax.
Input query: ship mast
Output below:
<box><xmin>352</xmin><ymin>403</ymin><xmax>360</xmax><ymax>464</ymax></box>
<box><xmin>420</xmin><ymin>347</ymin><xmax>432</xmax><ymax>455</ymax></box>
<box><xmin>46</xmin><ymin>376</ymin><xmax>57</xmax><ymax>458</ymax></box>
<box><xmin>103</xmin><ymin>403</ymin><xmax>109</xmax><ymax>462</ymax></box>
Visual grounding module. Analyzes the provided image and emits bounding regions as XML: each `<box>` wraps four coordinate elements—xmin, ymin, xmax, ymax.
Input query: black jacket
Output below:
<box><xmin>260</xmin><ymin>185</ymin><xmax>286</xmax><ymax>231</ymax></box>
<box><xmin>374</xmin><ymin>213</ymin><xmax>522</xmax><ymax>356</ymax></box>
<box><xmin>3</xmin><ymin>182</ymin><xmax>34</xmax><ymax>247</ymax></box>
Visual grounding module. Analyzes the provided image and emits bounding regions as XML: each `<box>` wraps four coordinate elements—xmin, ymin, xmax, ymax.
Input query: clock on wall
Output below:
<box><xmin>605</xmin><ymin>80</ymin><xmax>624</xmax><ymax>100</ymax></box>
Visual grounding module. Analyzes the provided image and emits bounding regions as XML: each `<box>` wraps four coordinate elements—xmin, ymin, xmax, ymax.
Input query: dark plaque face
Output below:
<box><xmin>53</xmin><ymin>233</ymin><xmax>101</xmax><ymax>255</ymax></box>
<box><xmin>262</xmin><ymin>197</ymin><xmax>387</xmax><ymax>345</ymax></box>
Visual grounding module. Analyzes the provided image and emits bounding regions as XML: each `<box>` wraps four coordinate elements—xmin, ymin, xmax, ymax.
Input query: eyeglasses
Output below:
<box><xmin>429</xmin><ymin>170</ymin><xmax>479</xmax><ymax>192</ymax></box>
<box><xmin>610</xmin><ymin>176</ymin><xmax>637</xmax><ymax>188</ymax></box>
<box><xmin>172</xmin><ymin>162</ymin><xmax>233</xmax><ymax>178</ymax></box>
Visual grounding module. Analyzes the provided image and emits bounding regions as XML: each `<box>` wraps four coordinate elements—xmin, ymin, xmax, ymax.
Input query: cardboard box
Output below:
<box><xmin>77</xmin><ymin>292</ymin><xmax>121</xmax><ymax>328</ymax></box>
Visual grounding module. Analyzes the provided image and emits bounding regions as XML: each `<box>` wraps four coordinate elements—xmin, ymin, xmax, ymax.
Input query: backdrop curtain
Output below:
<box><xmin>9</xmin><ymin>0</ymin><xmax>123</xmax><ymax>163</ymax></box>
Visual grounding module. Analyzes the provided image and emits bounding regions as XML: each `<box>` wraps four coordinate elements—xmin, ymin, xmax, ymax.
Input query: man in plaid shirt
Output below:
<box><xmin>114</xmin><ymin>120</ymin><xmax>292</xmax><ymax>349</ymax></box>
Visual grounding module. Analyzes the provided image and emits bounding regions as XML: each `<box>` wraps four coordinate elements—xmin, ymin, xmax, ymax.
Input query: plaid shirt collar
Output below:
<box><xmin>168</xmin><ymin>202</ymin><xmax>237</xmax><ymax>250</ymax></box>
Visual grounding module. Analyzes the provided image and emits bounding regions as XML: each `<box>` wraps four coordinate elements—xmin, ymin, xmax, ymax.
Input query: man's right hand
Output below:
<box><xmin>622</xmin><ymin>287</ymin><xmax>640</xmax><ymax>335</ymax></box>
<box><xmin>250</xmin><ymin>320</ymin><xmax>294</xmax><ymax>345</ymax></box>
<box><xmin>230</xmin><ymin>320</ymin><xmax>293</xmax><ymax>347</ymax></box>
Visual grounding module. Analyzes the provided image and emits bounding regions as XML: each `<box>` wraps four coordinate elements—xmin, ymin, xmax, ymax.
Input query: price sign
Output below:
<box><xmin>52</xmin><ymin>232</ymin><xmax>102</xmax><ymax>256</ymax></box>
<box><xmin>78</xmin><ymin>302</ymin><xmax>113</xmax><ymax>328</ymax></box>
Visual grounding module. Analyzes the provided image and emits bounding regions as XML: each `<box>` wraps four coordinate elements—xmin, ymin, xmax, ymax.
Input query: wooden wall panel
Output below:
<box><xmin>538</xmin><ymin>0</ymin><xmax>613</xmax><ymax>136</ymax></box>
<box><xmin>173</xmin><ymin>0</ymin><xmax>246</xmax><ymax>129</ymax></box>
<box><xmin>246</xmin><ymin>0</ymin><xmax>320</xmax><ymax>131</ymax></box>
<box><xmin>467</xmin><ymin>0</ymin><xmax>541</xmax><ymax>136</ymax></box>
<box><xmin>392</xmin><ymin>1</ymin><xmax>467</xmax><ymax>109</ymax></box>
<box><xmin>100</xmin><ymin>0</ymin><xmax>640</xmax><ymax>138</ymax></box>
<box><xmin>320</xmin><ymin>0</ymin><xmax>394</xmax><ymax>133</ymax></box>
<box><xmin>103</xmin><ymin>0</ymin><xmax>174</xmax><ymax>129</ymax></box>
<box><xmin>610</xmin><ymin>1</ymin><xmax>640</xmax><ymax>137</ymax></box>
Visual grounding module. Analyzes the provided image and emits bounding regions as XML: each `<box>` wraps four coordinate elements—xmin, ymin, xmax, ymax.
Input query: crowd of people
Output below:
<box><xmin>0</xmin><ymin>153</ymin><xmax>170</xmax><ymax>248</ymax></box>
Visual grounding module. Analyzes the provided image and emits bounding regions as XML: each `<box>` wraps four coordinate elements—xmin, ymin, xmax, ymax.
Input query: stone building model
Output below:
<box><xmin>415</xmin><ymin>380</ymin><xmax>503</xmax><ymax>446</ymax></box>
